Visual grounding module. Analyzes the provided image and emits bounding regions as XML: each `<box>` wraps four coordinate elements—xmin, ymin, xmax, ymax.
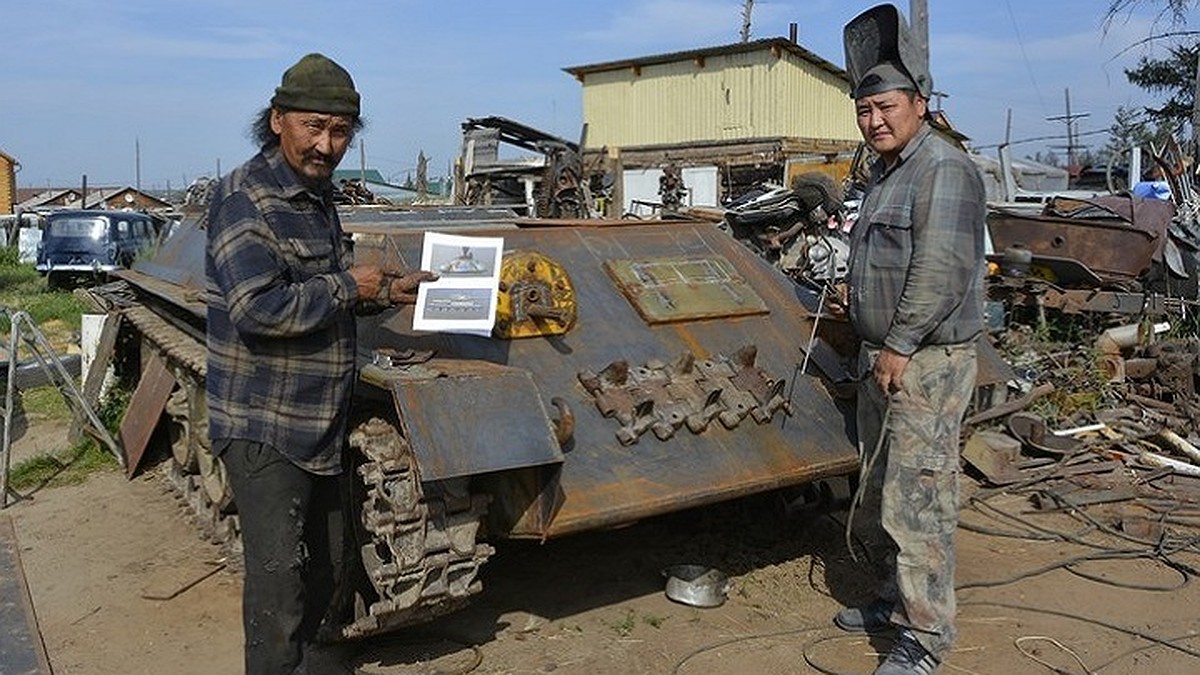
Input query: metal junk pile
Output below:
<box><xmin>960</xmin><ymin>142</ymin><xmax>1200</xmax><ymax>583</ymax></box>
<box><xmin>703</xmin><ymin>140</ymin><xmax>1200</xmax><ymax>585</ymax></box>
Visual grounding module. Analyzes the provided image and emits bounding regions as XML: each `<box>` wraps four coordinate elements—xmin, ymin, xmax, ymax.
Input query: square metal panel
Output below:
<box><xmin>388</xmin><ymin>362</ymin><xmax>564</xmax><ymax>481</ymax></box>
<box><xmin>604</xmin><ymin>255</ymin><xmax>769</xmax><ymax>324</ymax></box>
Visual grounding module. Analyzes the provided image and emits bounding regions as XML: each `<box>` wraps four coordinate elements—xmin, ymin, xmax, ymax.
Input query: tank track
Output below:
<box><xmin>120</xmin><ymin>302</ymin><xmax>494</xmax><ymax>639</ymax></box>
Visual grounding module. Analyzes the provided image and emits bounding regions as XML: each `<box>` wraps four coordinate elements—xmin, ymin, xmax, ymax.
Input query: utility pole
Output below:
<box><xmin>135</xmin><ymin>138</ymin><xmax>141</xmax><ymax>192</ymax></box>
<box><xmin>1047</xmin><ymin>88</ymin><xmax>1090</xmax><ymax>181</ymax></box>
<box><xmin>1192</xmin><ymin>51</ymin><xmax>1200</xmax><ymax>167</ymax></box>
<box><xmin>910</xmin><ymin>0</ymin><xmax>929</xmax><ymax>75</ymax></box>
<box><xmin>740</xmin><ymin>0</ymin><xmax>753</xmax><ymax>43</ymax></box>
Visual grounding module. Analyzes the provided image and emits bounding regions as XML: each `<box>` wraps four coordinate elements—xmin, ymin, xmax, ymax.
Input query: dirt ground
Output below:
<box><xmin>5</xmin><ymin>418</ymin><xmax>1200</xmax><ymax>675</ymax></box>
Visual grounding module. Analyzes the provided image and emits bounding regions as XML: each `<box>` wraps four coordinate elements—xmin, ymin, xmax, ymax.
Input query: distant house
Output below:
<box><xmin>0</xmin><ymin>149</ymin><xmax>18</xmax><ymax>215</ymax></box>
<box><xmin>17</xmin><ymin>188</ymin><xmax>85</xmax><ymax>210</ymax></box>
<box><xmin>331</xmin><ymin>168</ymin><xmax>419</xmax><ymax>203</ymax></box>
<box><xmin>83</xmin><ymin>186</ymin><xmax>173</xmax><ymax>211</ymax></box>
<box><xmin>563</xmin><ymin>33</ymin><xmax>862</xmax><ymax>210</ymax></box>
<box><xmin>16</xmin><ymin>186</ymin><xmax>172</xmax><ymax>212</ymax></box>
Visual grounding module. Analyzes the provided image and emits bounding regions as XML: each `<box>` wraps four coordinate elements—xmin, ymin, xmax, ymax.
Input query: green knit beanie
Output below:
<box><xmin>271</xmin><ymin>53</ymin><xmax>360</xmax><ymax>116</ymax></box>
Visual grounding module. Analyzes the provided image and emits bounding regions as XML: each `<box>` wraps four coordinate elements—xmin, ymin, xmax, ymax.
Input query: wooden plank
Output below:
<box><xmin>70</xmin><ymin>311</ymin><xmax>123</xmax><ymax>443</ymax></box>
<box><xmin>81</xmin><ymin>312</ymin><xmax>123</xmax><ymax>407</ymax></box>
<box><xmin>118</xmin><ymin>350</ymin><xmax>176</xmax><ymax>478</ymax></box>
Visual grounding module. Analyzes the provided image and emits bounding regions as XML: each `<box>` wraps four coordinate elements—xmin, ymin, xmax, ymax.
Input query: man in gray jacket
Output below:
<box><xmin>835</xmin><ymin>5</ymin><xmax>986</xmax><ymax>674</ymax></box>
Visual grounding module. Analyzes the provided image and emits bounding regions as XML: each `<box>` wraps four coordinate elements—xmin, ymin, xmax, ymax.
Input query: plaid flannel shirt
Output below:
<box><xmin>848</xmin><ymin>123</ymin><xmax>986</xmax><ymax>355</ymax></box>
<box><xmin>205</xmin><ymin>148</ymin><xmax>359</xmax><ymax>474</ymax></box>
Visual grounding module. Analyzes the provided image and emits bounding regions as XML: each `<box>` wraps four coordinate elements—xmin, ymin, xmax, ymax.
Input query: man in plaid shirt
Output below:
<box><xmin>835</xmin><ymin>5</ymin><xmax>986</xmax><ymax>675</ymax></box>
<box><xmin>206</xmin><ymin>53</ymin><xmax>431</xmax><ymax>674</ymax></box>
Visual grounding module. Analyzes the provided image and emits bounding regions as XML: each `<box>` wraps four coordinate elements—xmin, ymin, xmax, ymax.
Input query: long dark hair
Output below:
<box><xmin>248</xmin><ymin>106</ymin><xmax>366</xmax><ymax>150</ymax></box>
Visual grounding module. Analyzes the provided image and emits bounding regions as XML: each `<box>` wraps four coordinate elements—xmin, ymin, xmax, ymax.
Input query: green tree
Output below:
<box><xmin>1103</xmin><ymin>105</ymin><xmax>1164</xmax><ymax>157</ymax></box>
<box><xmin>1105</xmin><ymin>2</ymin><xmax>1199</xmax><ymax>146</ymax></box>
<box><xmin>1028</xmin><ymin>150</ymin><xmax>1062</xmax><ymax>167</ymax></box>
<box><xmin>1125</xmin><ymin>43</ymin><xmax>1199</xmax><ymax>128</ymax></box>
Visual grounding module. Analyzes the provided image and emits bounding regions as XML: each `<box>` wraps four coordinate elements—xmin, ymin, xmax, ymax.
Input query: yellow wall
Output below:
<box><xmin>579</xmin><ymin>48</ymin><xmax>859</xmax><ymax>150</ymax></box>
<box><xmin>0</xmin><ymin>154</ymin><xmax>14</xmax><ymax>215</ymax></box>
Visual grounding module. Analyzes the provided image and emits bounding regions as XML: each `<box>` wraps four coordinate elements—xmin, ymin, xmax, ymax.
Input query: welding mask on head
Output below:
<box><xmin>843</xmin><ymin>3</ymin><xmax>932</xmax><ymax>100</ymax></box>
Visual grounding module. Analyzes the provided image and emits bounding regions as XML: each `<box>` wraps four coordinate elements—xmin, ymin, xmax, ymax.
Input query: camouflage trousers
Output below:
<box><xmin>853</xmin><ymin>342</ymin><xmax>977</xmax><ymax>658</ymax></box>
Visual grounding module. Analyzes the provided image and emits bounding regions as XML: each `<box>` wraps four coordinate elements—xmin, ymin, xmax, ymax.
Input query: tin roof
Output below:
<box><xmin>563</xmin><ymin>37</ymin><xmax>847</xmax><ymax>80</ymax></box>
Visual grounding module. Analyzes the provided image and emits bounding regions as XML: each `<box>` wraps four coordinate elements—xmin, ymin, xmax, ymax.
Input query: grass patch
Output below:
<box><xmin>641</xmin><ymin>612</ymin><xmax>667</xmax><ymax>629</ymax></box>
<box><xmin>6</xmin><ymin>439</ymin><xmax>119</xmax><ymax>490</ymax></box>
<box><xmin>16</xmin><ymin>385</ymin><xmax>72</xmax><ymax>419</ymax></box>
<box><xmin>5</xmin><ymin>384</ymin><xmax>130</xmax><ymax>491</ymax></box>
<box><xmin>602</xmin><ymin>609</ymin><xmax>638</xmax><ymax>638</ymax></box>
<box><xmin>1</xmin><ymin>254</ymin><xmax>86</xmax><ymax>349</ymax></box>
<box><xmin>3</xmin><ymin>248</ymin><xmax>119</xmax><ymax>491</ymax></box>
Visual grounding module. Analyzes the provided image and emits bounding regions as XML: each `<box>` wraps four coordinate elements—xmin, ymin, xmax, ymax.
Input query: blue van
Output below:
<box><xmin>35</xmin><ymin>210</ymin><xmax>164</xmax><ymax>288</ymax></box>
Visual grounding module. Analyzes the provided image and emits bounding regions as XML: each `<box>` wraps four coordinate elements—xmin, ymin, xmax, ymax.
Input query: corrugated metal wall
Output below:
<box><xmin>580</xmin><ymin>48</ymin><xmax>859</xmax><ymax>150</ymax></box>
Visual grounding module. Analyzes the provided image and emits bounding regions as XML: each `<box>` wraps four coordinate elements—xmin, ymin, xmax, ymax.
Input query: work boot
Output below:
<box><xmin>833</xmin><ymin>597</ymin><xmax>894</xmax><ymax>633</ymax></box>
<box><xmin>874</xmin><ymin>630</ymin><xmax>941</xmax><ymax>675</ymax></box>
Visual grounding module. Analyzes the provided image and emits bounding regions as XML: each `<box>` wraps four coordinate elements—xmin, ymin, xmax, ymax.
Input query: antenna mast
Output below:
<box><xmin>740</xmin><ymin>0</ymin><xmax>753</xmax><ymax>42</ymax></box>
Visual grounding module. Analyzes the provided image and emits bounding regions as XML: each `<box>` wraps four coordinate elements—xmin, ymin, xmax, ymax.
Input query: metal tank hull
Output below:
<box><xmin>106</xmin><ymin>209</ymin><xmax>857</xmax><ymax>636</ymax></box>
<box><xmin>348</xmin><ymin>217</ymin><xmax>857</xmax><ymax>538</ymax></box>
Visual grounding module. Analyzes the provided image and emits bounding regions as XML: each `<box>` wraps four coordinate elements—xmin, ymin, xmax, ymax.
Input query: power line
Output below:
<box><xmin>1004</xmin><ymin>0</ymin><xmax>1048</xmax><ymax>115</ymax></box>
<box><xmin>972</xmin><ymin>128</ymin><xmax>1110</xmax><ymax>150</ymax></box>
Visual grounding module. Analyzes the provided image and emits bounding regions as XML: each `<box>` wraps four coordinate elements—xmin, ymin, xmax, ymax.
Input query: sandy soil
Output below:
<box><xmin>5</xmin><ymin>419</ymin><xmax>1200</xmax><ymax>675</ymax></box>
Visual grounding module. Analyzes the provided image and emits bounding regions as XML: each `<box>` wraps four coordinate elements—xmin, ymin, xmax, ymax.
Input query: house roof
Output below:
<box><xmin>0</xmin><ymin>148</ymin><xmax>17</xmax><ymax>165</ymax></box>
<box><xmin>563</xmin><ymin>37</ymin><xmax>847</xmax><ymax>81</ymax></box>
<box><xmin>83</xmin><ymin>186</ymin><xmax>173</xmax><ymax>209</ymax></box>
<box><xmin>17</xmin><ymin>188</ymin><xmax>81</xmax><ymax>209</ymax></box>
<box><xmin>332</xmin><ymin>169</ymin><xmax>392</xmax><ymax>185</ymax></box>
<box><xmin>17</xmin><ymin>186</ymin><xmax>172</xmax><ymax>210</ymax></box>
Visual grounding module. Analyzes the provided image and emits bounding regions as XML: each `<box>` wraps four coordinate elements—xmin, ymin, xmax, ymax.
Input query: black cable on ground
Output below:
<box><xmin>1091</xmin><ymin>632</ymin><xmax>1200</xmax><ymax>673</ymax></box>
<box><xmin>669</xmin><ymin>625</ymin><xmax>830</xmax><ymax>675</ymax></box>
<box><xmin>957</xmin><ymin>547</ymin><xmax>1194</xmax><ymax>591</ymax></box>
<box><xmin>959</xmin><ymin>600</ymin><xmax>1200</xmax><ymax>661</ymax></box>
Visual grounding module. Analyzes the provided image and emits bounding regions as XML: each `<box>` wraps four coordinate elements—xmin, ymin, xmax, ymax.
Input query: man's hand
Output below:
<box><xmin>384</xmin><ymin>270</ymin><xmax>439</xmax><ymax>305</ymax></box>
<box><xmin>349</xmin><ymin>264</ymin><xmax>385</xmax><ymax>302</ymax></box>
<box><xmin>873</xmin><ymin>347</ymin><xmax>910</xmax><ymax>394</ymax></box>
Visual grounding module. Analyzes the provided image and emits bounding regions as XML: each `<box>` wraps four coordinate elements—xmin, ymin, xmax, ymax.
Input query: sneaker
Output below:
<box><xmin>833</xmin><ymin>597</ymin><xmax>894</xmax><ymax>633</ymax></box>
<box><xmin>874</xmin><ymin>630</ymin><xmax>941</xmax><ymax>675</ymax></box>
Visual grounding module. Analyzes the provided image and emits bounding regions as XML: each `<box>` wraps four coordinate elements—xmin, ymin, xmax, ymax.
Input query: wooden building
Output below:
<box><xmin>0</xmin><ymin>149</ymin><xmax>18</xmax><ymax>215</ymax></box>
<box><xmin>563</xmin><ymin>34</ymin><xmax>861</xmax><ymax>212</ymax></box>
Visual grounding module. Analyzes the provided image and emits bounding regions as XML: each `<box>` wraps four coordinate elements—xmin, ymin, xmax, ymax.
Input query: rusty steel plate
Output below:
<box><xmin>119</xmin><ymin>350</ymin><xmax>176</xmax><ymax>478</ymax></box>
<box><xmin>380</xmin><ymin>360</ymin><xmax>564</xmax><ymax>481</ymax></box>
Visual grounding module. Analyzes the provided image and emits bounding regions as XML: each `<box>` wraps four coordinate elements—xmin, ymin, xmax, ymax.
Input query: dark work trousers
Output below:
<box><xmin>218</xmin><ymin>439</ymin><xmax>347</xmax><ymax>675</ymax></box>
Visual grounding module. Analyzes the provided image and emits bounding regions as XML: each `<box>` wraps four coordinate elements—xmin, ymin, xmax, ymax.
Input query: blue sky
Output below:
<box><xmin>0</xmin><ymin>0</ymin><xmax>1185</xmax><ymax>191</ymax></box>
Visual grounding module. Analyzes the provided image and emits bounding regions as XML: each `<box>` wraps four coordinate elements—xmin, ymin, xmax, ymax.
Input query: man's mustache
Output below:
<box><xmin>303</xmin><ymin>150</ymin><xmax>335</xmax><ymax>166</ymax></box>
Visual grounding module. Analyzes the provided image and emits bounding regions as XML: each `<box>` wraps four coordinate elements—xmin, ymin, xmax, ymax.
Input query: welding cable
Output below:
<box><xmin>959</xmin><ymin>494</ymin><xmax>1200</xmax><ymax>592</ymax></box>
<box><xmin>1013</xmin><ymin>635</ymin><xmax>1093</xmax><ymax>675</ymax></box>
<box><xmin>798</xmin><ymin>283</ymin><xmax>828</xmax><ymax>378</ymax></box>
<box><xmin>955</xmin><ymin>547</ymin><xmax>1190</xmax><ymax>588</ymax></box>
<box><xmin>801</xmin><ymin>633</ymin><xmax>889</xmax><ymax>675</ymax></box>
<box><xmin>960</xmin><ymin>600</ymin><xmax>1200</xmax><ymax>661</ymax></box>
<box><xmin>668</xmin><ymin>624</ymin><xmax>829</xmax><ymax>675</ymax></box>
<box><xmin>966</xmin><ymin>476</ymin><xmax>1200</xmax><ymax>558</ymax></box>
<box><xmin>844</xmin><ymin>402</ymin><xmax>891</xmax><ymax>563</ymax></box>
<box><xmin>1091</xmin><ymin>631</ymin><xmax>1200</xmax><ymax>672</ymax></box>
<box><xmin>782</xmin><ymin>283</ymin><xmax>829</xmax><ymax>431</ymax></box>
<box><xmin>965</xmin><ymin>490</ymin><xmax>1103</xmax><ymax>545</ymax></box>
